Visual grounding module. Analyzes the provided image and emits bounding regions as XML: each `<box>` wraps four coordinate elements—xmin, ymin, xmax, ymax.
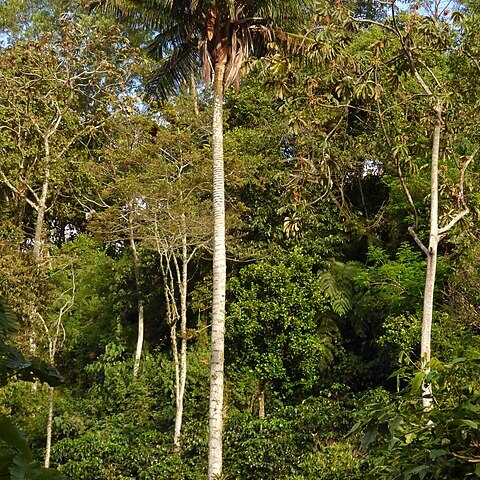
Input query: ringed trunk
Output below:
<box><xmin>208</xmin><ymin>61</ymin><xmax>227</xmax><ymax>480</ymax></box>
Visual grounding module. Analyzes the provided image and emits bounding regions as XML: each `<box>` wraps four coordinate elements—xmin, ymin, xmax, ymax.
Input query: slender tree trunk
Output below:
<box><xmin>258</xmin><ymin>379</ymin><xmax>265</xmax><ymax>419</ymax></box>
<box><xmin>133</xmin><ymin>298</ymin><xmax>144</xmax><ymax>378</ymax></box>
<box><xmin>129</xmin><ymin>210</ymin><xmax>144</xmax><ymax>378</ymax></box>
<box><xmin>160</xmin><ymin>250</ymin><xmax>185</xmax><ymax>448</ymax></box>
<box><xmin>44</xmin><ymin>386</ymin><xmax>54</xmax><ymax>468</ymax></box>
<box><xmin>421</xmin><ymin>100</ymin><xmax>442</xmax><ymax>409</ymax></box>
<box><xmin>174</xmin><ymin>228</ymin><xmax>189</xmax><ymax>449</ymax></box>
<box><xmin>33</xmin><ymin>123</ymin><xmax>60</xmax><ymax>261</ymax></box>
<box><xmin>170</xmin><ymin>320</ymin><xmax>181</xmax><ymax>444</ymax></box>
<box><xmin>33</xmin><ymin>162</ymin><xmax>50</xmax><ymax>260</ymax></box>
<box><xmin>29</xmin><ymin>319</ymin><xmax>38</xmax><ymax>394</ymax></box>
<box><xmin>208</xmin><ymin>61</ymin><xmax>227</xmax><ymax>480</ymax></box>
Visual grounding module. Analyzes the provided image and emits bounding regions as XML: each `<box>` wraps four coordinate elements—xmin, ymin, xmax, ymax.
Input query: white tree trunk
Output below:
<box><xmin>170</xmin><ymin>320</ymin><xmax>181</xmax><ymax>446</ymax></box>
<box><xmin>208</xmin><ymin>61</ymin><xmax>227</xmax><ymax>480</ymax></box>
<box><xmin>133</xmin><ymin>298</ymin><xmax>144</xmax><ymax>378</ymax></box>
<box><xmin>421</xmin><ymin>100</ymin><xmax>442</xmax><ymax>409</ymax></box>
<box><xmin>44</xmin><ymin>386</ymin><xmax>54</xmax><ymax>468</ymax></box>
<box><xmin>160</xmin><ymin>250</ymin><xmax>185</xmax><ymax>448</ymax></box>
<box><xmin>33</xmin><ymin>119</ymin><xmax>60</xmax><ymax>261</ymax></box>
<box><xmin>33</xmin><ymin>161</ymin><xmax>50</xmax><ymax>260</ymax></box>
<box><xmin>258</xmin><ymin>379</ymin><xmax>265</xmax><ymax>419</ymax></box>
<box><xmin>174</xmin><ymin>229</ymin><xmax>188</xmax><ymax>449</ymax></box>
<box><xmin>129</xmin><ymin>210</ymin><xmax>144</xmax><ymax>378</ymax></box>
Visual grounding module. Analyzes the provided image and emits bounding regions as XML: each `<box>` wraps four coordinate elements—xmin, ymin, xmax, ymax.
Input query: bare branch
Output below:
<box><xmin>417</xmin><ymin>58</ymin><xmax>442</xmax><ymax>90</ymax></box>
<box><xmin>458</xmin><ymin>147</ymin><xmax>478</xmax><ymax>206</ymax></box>
<box><xmin>25</xmin><ymin>181</ymin><xmax>41</xmax><ymax>205</ymax></box>
<box><xmin>396</xmin><ymin>159</ymin><xmax>420</xmax><ymax>229</ymax></box>
<box><xmin>437</xmin><ymin>148</ymin><xmax>477</xmax><ymax>236</ymax></box>
<box><xmin>411</xmin><ymin>67</ymin><xmax>434</xmax><ymax>97</ymax></box>
<box><xmin>36</xmin><ymin>311</ymin><xmax>49</xmax><ymax>336</ymax></box>
<box><xmin>0</xmin><ymin>167</ymin><xmax>39</xmax><ymax>211</ymax></box>
<box><xmin>451</xmin><ymin>451</ymin><xmax>480</xmax><ymax>463</ymax></box>
<box><xmin>353</xmin><ymin>17</ymin><xmax>397</xmax><ymax>35</ymax></box>
<box><xmin>408</xmin><ymin>226</ymin><xmax>429</xmax><ymax>256</ymax></box>
<box><xmin>438</xmin><ymin>208</ymin><xmax>469</xmax><ymax>235</ymax></box>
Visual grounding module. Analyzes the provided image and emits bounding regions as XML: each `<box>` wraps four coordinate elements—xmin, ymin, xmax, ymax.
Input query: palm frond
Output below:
<box><xmin>147</xmin><ymin>17</ymin><xmax>198</xmax><ymax>59</ymax></box>
<box><xmin>95</xmin><ymin>0</ymin><xmax>312</xmax><ymax>96</ymax></box>
<box><xmin>97</xmin><ymin>0</ymin><xmax>187</xmax><ymax>30</ymax></box>
<box><xmin>147</xmin><ymin>41</ymin><xmax>198</xmax><ymax>99</ymax></box>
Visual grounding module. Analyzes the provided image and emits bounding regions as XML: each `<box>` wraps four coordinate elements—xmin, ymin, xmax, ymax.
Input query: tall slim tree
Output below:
<box><xmin>95</xmin><ymin>1</ymin><xmax>309</xmax><ymax>476</ymax></box>
<box><xmin>365</xmin><ymin>2</ymin><xmax>477</xmax><ymax>408</ymax></box>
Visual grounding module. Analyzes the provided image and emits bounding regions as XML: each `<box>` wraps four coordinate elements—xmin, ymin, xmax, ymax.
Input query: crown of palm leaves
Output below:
<box><xmin>97</xmin><ymin>0</ymin><xmax>309</xmax><ymax>98</ymax></box>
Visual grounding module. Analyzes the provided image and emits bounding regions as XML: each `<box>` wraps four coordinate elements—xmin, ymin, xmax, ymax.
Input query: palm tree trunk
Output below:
<box><xmin>421</xmin><ymin>100</ymin><xmax>442</xmax><ymax>409</ymax></box>
<box><xmin>208</xmin><ymin>61</ymin><xmax>226</xmax><ymax>480</ymax></box>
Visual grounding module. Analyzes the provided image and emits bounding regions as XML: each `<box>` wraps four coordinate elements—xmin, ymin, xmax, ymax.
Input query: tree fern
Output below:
<box><xmin>318</xmin><ymin>261</ymin><xmax>360</xmax><ymax>317</ymax></box>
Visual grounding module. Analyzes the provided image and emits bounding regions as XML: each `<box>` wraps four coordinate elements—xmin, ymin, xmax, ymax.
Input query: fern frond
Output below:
<box><xmin>318</xmin><ymin>261</ymin><xmax>361</xmax><ymax>317</ymax></box>
<box><xmin>318</xmin><ymin>271</ymin><xmax>351</xmax><ymax>316</ymax></box>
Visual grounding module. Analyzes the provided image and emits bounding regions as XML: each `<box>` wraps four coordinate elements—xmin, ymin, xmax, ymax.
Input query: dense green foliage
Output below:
<box><xmin>1</xmin><ymin>0</ymin><xmax>480</xmax><ymax>478</ymax></box>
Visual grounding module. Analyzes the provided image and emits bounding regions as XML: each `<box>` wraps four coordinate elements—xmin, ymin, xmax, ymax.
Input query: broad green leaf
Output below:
<box><xmin>348</xmin><ymin>420</ymin><xmax>362</xmax><ymax>435</ymax></box>
<box><xmin>410</xmin><ymin>371</ymin><xmax>425</xmax><ymax>395</ymax></box>
<box><xmin>388</xmin><ymin>415</ymin><xmax>403</xmax><ymax>435</ymax></box>
<box><xmin>1</xmin><ymin>342</ymin><xmax>29</xmax><ymax>371</ymax></box>
<box><xmin>429</xmin><ymin>449</ymin><xmax>447</xmax><ymax>459</ymax></box>
<box><xmin>0</xmin><ymin>298</ymin><xmax>18</xmax><ymax>338</ymax></box>
<box><xmin>9</xmin><ymin>454</ymin><xmax>45</xmax><ymax>480</ymax></box>
<box><xmin>456</xmin><ymin>419</ymin><xmax>478</xmax><ymax>429</ymax></box>
<box><xmin>0</xmin><ymin>344</ymin><xmax>62</xmax><ymax>386</ymax></box>
<box><xmin>26</xmin><ymin>358</ymin><xmax>63</xmax><ymax>387</ymax></box>
<box><xmin>461</xmin><ymin>403</ymin><xmax>480</xmax><ymax>413</ymax></box>
<box><xmin>361</xmin><ymin>426</ymin><xmax>378</xmax><ymax>447</ymax></box>
<box><xmin>0</xmin><ymin>419</ymin><xmax>65</xmax><ymax>479</ymax></box>
<box><xmin>447</xmin><ymin>357</ymin><xmax>466</xmax><ymax>366</ymax></box>
<box><xmin>0</xmin><ymin>362</ymin><xmax>6</xmax><ymax>388</ymax></box>
<box><xmin>0</xmin><ymin>447</ymin><xmax>15</xmax><ymax>476</ymax></box>
<box><xmin>404</xmin><ymin>464</ymin><xmax>429</xmax><ymax>479</ymax></box>
<box><xmin>0</xmin><ymin>414</ymin><xmax>31</xmax><ymax>463</ymax></box>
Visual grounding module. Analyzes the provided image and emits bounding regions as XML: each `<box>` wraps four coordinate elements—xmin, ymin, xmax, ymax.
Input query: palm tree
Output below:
<box><xmin>94</xmin><ymin>1</ymin><xmax>308</xmax><ymax>477</ymax></box>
